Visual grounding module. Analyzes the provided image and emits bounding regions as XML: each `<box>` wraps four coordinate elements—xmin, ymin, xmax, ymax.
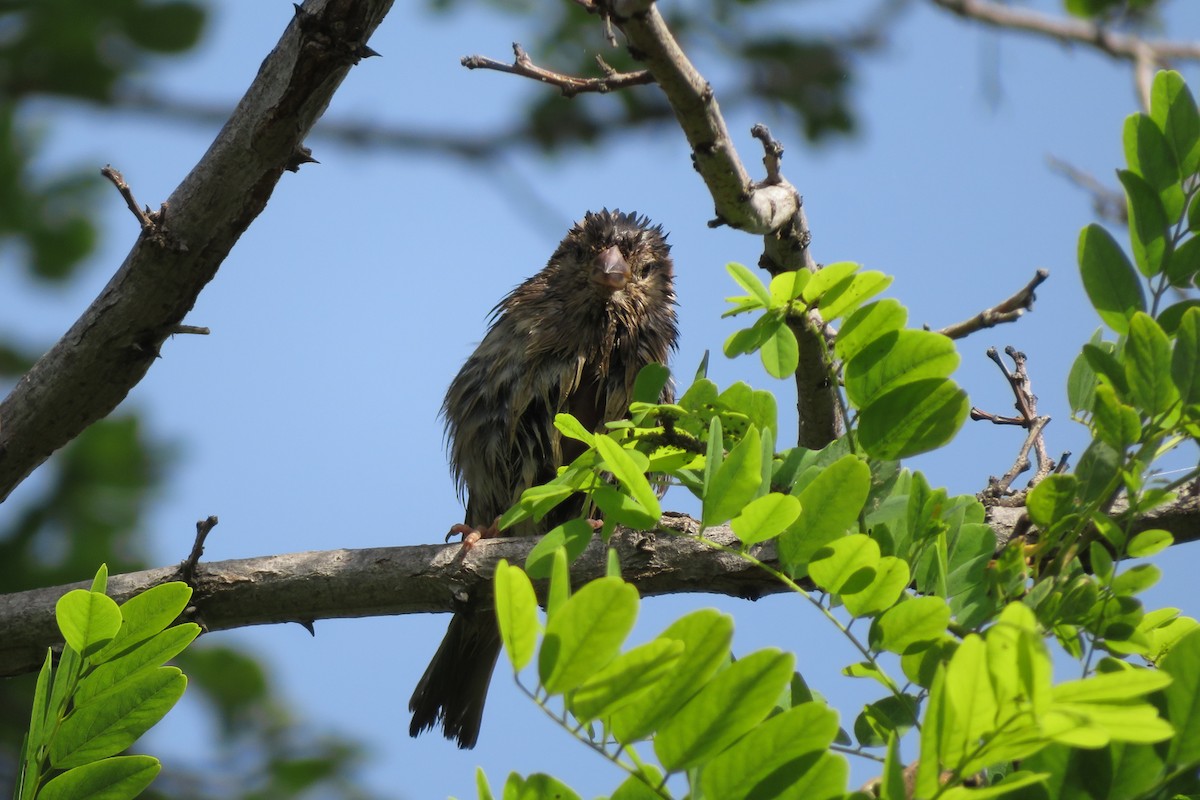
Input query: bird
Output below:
<box><xmin>408</xmin><ymin>209</ymin><xmax>678</xmax><ymax>749</ymax></box>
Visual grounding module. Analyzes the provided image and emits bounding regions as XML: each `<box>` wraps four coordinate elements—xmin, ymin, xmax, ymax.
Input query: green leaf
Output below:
<box><xmin>96</xmin><ymin>582</ymin><xmax>192</xmax><ymax>662</ymax></box>
<box><xmin>554</xmin><ymin>413</ymin><xmax>595</xmax><ymax>446</ymax></box>
<box><xmin>654</xmin><ymin>649</ymin><xmax>795</xmax><ymax>772</ymax></box>
<box><xmin>1067</xmin><ymin>336</ymin><xmax>1101</xmax><ymax>415</ymax></box>
<box><xmin>611</xmin><ymin>610</ymin><xmax>733</xmax><ymax>744</ymax></box>
<box><xmin>1091</xmin><ymin>383</ymin><xmax>1141</xmax><ymax>450</ymax></box>
<box><xmin>494</xmin><ymin>561</ymin><xmax>539</xmax><ymax>673</ymax></box>
<box><xmin>594</xmin><ymin>435</ymin><xmax>661</xmax><ymax>520</ymax></box>
<box><xmin>89</xmin><ymin>565</ymin><xmax>109</xmax><ymax>595</ymax></box>
<box><xmin>1078</xmin><ymin>224</ymin><xmax>1146</xmax><ymax>333</ymax></box>
<box><xmin>1124</xmin><ymin>113</ymin><xmax>1183</xmax><ymax>220</ymax></box>
<box><xmin>548</xmin><ymin>547</ymin><xmax>571</xmax><ymax>618</ymax></box>
<box><xmin>1027</xmin><ymin>474</ymin><xmax>1079</xmax><ymax>529</ymax></box>
<box><xmin>854</xmin><ymin>694</ymin><xmax>919</xmax><ymax>747</ymax></box>
<box><xmin>1051</xmin><ymin>668</ymin><xmax>1172</xmax><ymax>704</ymax></box>
<box><xmin>835</xmin><ymin>298</ymin><xmax>908</xmax><ymax>363</ymax></box>
<box><xmin>632</xmin><ymin>363</ymin><xmax>670</xmax><ymax>405</ymax></box>
<box><xmin>818</xmin><ymin>270</ymin><xmax>893</xmax><ymax>321</ymax></box>
<box><xmin>50</xmin><ymin>668</ymin><xmax>186</xmax><ymax>769</ymax></box>
<box><xmin>1173</xmin><ymin>307</ymin><xmax>1200</xmax><ymax>406</ymax></box>
<box><xmin>56</xmin><ymin>590</ymin><xmax>122</xmax><ymax>657</ymax></box>
<box><xmin>808</xmin><ymin>534</ymin><xmax>879</xmax><ymax>596</ymax></box>
<box><xmin>760</xmin><ymin>322</ymin><xmax>799</xmax><ymax>378</ymax></box>
<box><xmin>569</xmin><ymin>638</ymin><xmax>684</xmax><ymax>723</ymax></box>
<box><xmin>844</xmin><ymin>329</ymin><xmax>959</xmax><ymax>409</ymax></box>
<box><xmin>76</xmin><ymin>624</ymin><xmax>200</xmax><ymax>706</ymax></box>
<box><xmin>1111</xmin><ymin>564</ymin><xmax>1162</xmax><ymax>596</ymax></box>
<box><xmin>843</xmin><ymin>556</ymin><xmax>911</xmax><ymax>618</ymax></box>
<box><xmin>539</xmin><ymin>577</ymin><xmax>638</xmax><ymax>695</ymax></box>
<box><xmin>778</xmin><ymin>455</ymin><xmax>870</xmax><ymax>574</ymax></box>
<box><xmin>1165</xmin><ymin>234</ymin><xmax>1200</xmax><ymax>287</ymax></box>
<box><xmin>1162</xmin><ymin>628</ymin><xmax>1200</xmax><ymax>767</ymax></box>
<box><xmin>730</xmin><ymin>492</ymin><xmax>802</xmax><ymax>545</ymax></box>
<box><xmin>857</xmin><ymin>379</ymin><xmax>969</xmax><ymax>460</ymax></box>
<box><xmin>38</xmin><ymin>755</ymin><xmax>161</xmax><ymax>800</ymax></box>
<box><xmin>870</xmin><ymin>596</ymin><xmax>951</xmax><ymax>655</ymax></box>
<box><xmin>525</xmin><ymin>518</ymin><xmax>595</xmax><ymax>578</ymax></box>
<box><xmin>1083</xmin><ymin>341</ymin><xmax>1130</xmax><ymax>400</ymax></box>
<box><xmin>503</xmin><ymin>773</ymin><xmax>582</xmax><ymax>800</ymax></box>
<box><xmin>769</xmin><ymin>270</ymin><xmax>810</xmax><ymax>304</ymax></box>
<box><xmin>1127</xmin><ymin>528</ymin><xmax>1173</xmax><ymax>558</ymax></box>
<box><xmin>1126</xmin><ymin>311</ymin><xmax>1178</xmax><ymax>417</ymax></box>
<box><xmin>938</xmin><ymin>771</ymin><xmax>1049</xmax><ymax>800</ymax></box>
<box><xmin>1151</xmin><ymin>70</ymin><xmax>1200</xmax><ymax>175</ymax></box>
<box><xmin>942</xmin><ymin>635</ymin><xmax>997</xmax><ymax>763</ymax></box>
<box><xmin>726</xmin><ymin>262</ymin><xmax>771</xmax><ymax>307</ymax></box>
<box><xmin>702</xmin><ymin>425</ymin><xmax>762</xmax><ymax>527</ymax></box>
<box><xmin>802</xmin><ymin>261</ymin><xmax>859</xmax><ymax>304</ymax></box>
<box><xmin>699</xmin><ymin>702</ymin><xmax>840</xmax><ymax>800</ymax></box>
<box><xmin>724</xmin><ymin>314</ymin><xmax>781</xmax><ymax>358</ymax></box>
<box><xmin>1118</xmin><ymin>169</ymin><xmax>1170</xmax><ymax>277</ymax></box>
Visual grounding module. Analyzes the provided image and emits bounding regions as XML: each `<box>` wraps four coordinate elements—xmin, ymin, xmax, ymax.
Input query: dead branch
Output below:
<box><xmin>937</xmin><ymin>268</ymin><xmax>1049</xmax><ymax>340</ymax></box>
<box><xmin>461</xmin><ymin>42</ymin><xmax>654</xmax><ymax>96</ymax></box>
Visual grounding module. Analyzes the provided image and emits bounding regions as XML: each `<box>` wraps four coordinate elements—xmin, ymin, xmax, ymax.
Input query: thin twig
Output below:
<box><xmin>100</xmin><ymin>165</ymin><xmax>156</xmax><ymax>231</ymax></box>
<box><xmin>169</xmin><ymin>325</ymin><xmax>210</xmax><ymax>336</ymax></box>
<box><xmin>461</xmin><ymin>42</ymin><xmax>654</xmax><ymax>97</ymax></box>
<box><xmin>937</xmin><ymin>268</ymin><xmax>1049</xmax><ymax>340</ymax></box>
<box><xmin>751</xmin><ymin>123</ymin><xmax>784</xmax><ymax>186</ymax></box>
<box><xmin>974</xmin><ymin>346</ymin><xmax>1055</xmax><ymax>504</ymax></box>
<box><xmin>179</xmin><ymin>515</ymin><xmax>219</xmax><ymax>585</ymax></box>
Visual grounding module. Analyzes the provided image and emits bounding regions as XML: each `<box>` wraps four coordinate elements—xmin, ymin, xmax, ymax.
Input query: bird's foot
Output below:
<box><xmin>445</xmin><ymin>518</ymin><xmax>503</xmax><ymax>550</ymax></box>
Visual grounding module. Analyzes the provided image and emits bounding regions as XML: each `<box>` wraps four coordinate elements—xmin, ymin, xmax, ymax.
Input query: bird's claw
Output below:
<box><xmin>445</xmin><ymin>518</ymin><xmax>503</xmax><ymax>551</ymax></box>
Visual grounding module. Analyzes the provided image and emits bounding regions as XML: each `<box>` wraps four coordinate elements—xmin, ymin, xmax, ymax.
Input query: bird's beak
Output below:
<box><xmin>593</xmin><ymin>245</ymin><xmax>630</xmax><ymax>291</ymax></box>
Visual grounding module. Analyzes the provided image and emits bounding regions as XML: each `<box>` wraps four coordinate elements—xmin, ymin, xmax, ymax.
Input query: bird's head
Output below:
<box><xmin>550</xmin><ymin>209</ymin><xmax>674</xmax><ymax>314</ymax></box>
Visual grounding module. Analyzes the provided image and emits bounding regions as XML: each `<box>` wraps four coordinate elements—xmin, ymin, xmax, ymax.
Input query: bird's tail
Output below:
<box><xmin>408</xmin><ymin>610</ymin><xmax>503</xmax><ymax>749</ymax></box>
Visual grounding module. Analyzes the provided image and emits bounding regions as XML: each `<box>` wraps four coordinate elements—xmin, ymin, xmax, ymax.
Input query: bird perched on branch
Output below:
<box><xmin>408</xmin><ymin>209</ymin><xmax>678</xmax><ymax>749</ymax></box>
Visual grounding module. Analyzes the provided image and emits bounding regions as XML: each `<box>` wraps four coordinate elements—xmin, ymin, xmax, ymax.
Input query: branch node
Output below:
<box><xmin>285</xmin><ymin>145</ymin><xmax>319</xmax><ymax>172</ymax></box>
<box><xmin>460</xmin><ymin>42</ymin><xmax>653</xmax><ymax>97</ymax></box>
<box><xmin>101</xmin><ymin>166</ymin><xmax>157</xmax><ymax>232</ymax></box>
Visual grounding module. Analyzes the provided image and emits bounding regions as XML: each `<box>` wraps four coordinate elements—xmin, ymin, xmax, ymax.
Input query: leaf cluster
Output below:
<box><xmin>15</xmin><ymin>565</ymin><xmax>199</xmax><ymax>800</ymax></box>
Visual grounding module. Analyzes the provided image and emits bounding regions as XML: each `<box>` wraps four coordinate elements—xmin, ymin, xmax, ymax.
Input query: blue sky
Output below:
<box><xmin>4</xmin><ymin>1</ymin><xmax>1199</xmax><ymax>797</ymax></box>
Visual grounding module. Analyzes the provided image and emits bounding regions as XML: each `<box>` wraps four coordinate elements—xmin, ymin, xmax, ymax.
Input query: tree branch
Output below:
<box><xmin>0</xmin><ymin>0</ymin><xmax>394</xmax><ymax>503</ymax></box>
<box><xmin>3</xmin><ymin>491</ymin><xmax>1198</xmax><ymax>679</ymax></box>
<box><xmin>461</xmin><ymin>42</ymin><xmax>654</xmax><ymax>96</ymax></box>
<box><xmin>930</xmin><ymin>0</ymin><xmax>1200</xmax><ymax>64</ymax></box>
<box><xmin>937</xmin><ymin>268</ymin><xmax>1049</xmax><ymax>340</ymax></box>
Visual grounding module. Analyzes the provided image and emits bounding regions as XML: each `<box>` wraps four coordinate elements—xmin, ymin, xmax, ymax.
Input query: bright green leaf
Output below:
<box><xmin>844</xmin><ymin>329</ymin><xmax>959</xmax><ymax>409</ymax></box>
<box><xmin>802</xmin><ymin>261</ymin><xmax>859</xmax><ymax>303</ymax></box>
<box><xmin>858</xmin><ymin>379</ymin><xmax>969</xmax><ymax>460</ymax></box>
<box><xmin>730</xmin><ymin>492</ymin><xmax>801</xmax><ymax>545</ymax></box>
<box><xmin>702</xmin><ymin>425</ymin><xmax>762</xmax><ymax>527</ymax></box>
<box><xmin>50</xmin><ymin>668</ymin><xmax>186</xmax><ymax>769</ymax></box>
<box><xmin>808</xmin><ymin>534</ymin><xmax>879</xmax><ymax>595</ymax></box>
<box><xmin>569</xmin><ymin>638</ymin><xmax>684</xmax><ymax>723</ymax></box>
<box><xmin>494</xmin><ymin>561</ymin><xmax>539</xmax><ymax>673</ymax></box>
<box><xmin>1118</xmin><ymin>169</ymin><xmax>1169</xmax><ymax>278</ymax></box>
<box><xmin>778</xmin><ymin>455</ymin><xmax>870</xmax><ymax>574</ymax></box>
<box><xmin>843</xmin><ymin>556</ymin><xmax>911</xmax><ymax>617</ymax></box>
<box><xmin>726</xmin><ymin>262</ymin><xmax>771</xmax><ymax>306</ymax></box>
<box><xmin>56</xmin><ymin>590</ymin><xmax>122</xmax><ymax>657</ymax></box>
<box><xmin>1173</xmin><ymin>307</ymin><xmax>1200</xmax><ymax>406</ymax></box>
<box><xmin>539</xmin><ymin>577</ymin><xmax>638</xmax><ymax>695</ymax></box>
<box><xmin>835</xmin><ymin>298</ymin><xmax>908</xmax><ymax>363</ymax></box>
<box><xmin>760</xmin><ymin>322</ymin><xmax>799</xmax><ymax>378</ymax></box>
<box><xmin>611</xmin><ymin>610</ymin><xmax>733</xmax><ymax>744</ymax></box>
<box><xmin>871</xmin><ymin>596</ymin><xmax>951</xmax><ymax>655</ymax></box>
<box><xmin>699</xmin><ymin>702</ymin><xmax>839</xmax><ymax>800</ymax></box>
<box><xmin>1151</xmin><ymin>70</ymin><xmax>1200</xmax><ymax>175</ymax></box>
<box><xmin>1126</xmin><ymin>311</ymin><xmax>1178</xmax><ymax>416</ymax></box>
<box><xmin>39</xmin><ymin>755</ymin><xmax>161</xmax><ymax>800</ymax></box>
<box><xmin>1127</xmin><ymin>528</ymin><xmax>1173</xmax><ymax>558</ymax></box>
<box><xmin>1027</xmin><ymin>474</ymin><xmax>1079</xmax><ymax>530</ymax></box>
<box><xmin>1162</xmin><ymin>628</ymin><xmax>1200</xmax><ymax>767</ymax></box>
<box><xmin>654</xmin><ymin>649</ymin><xmax>795</xmax><ymax>772</ymax></box>
<box><xmin>1078</xmin><ymin>224</ymin><xmax>1146</xmax><ymax>333</ymax></box>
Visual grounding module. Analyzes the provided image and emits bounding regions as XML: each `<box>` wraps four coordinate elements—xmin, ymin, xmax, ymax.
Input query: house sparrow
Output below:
<box><xmin>408</xmin><ymin>209</ymin><xmax>678</xmax><ymax>748</ymax></box>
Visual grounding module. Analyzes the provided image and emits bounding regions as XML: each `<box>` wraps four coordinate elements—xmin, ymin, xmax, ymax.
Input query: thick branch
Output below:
<box><xmin>608</xmin><ymin>0</ymin><xmax>798</xmax><ymax>235</ymax></box>
<box><xmin>0</xmin><ymin>0</ymin><xmax>393</xmax><ymax>502</ymax></box>
<box><xmin>0</xmin><ymin>519</ymin><xmax>781</xmax><ymax>678</ymax></box>
<box><xmin>3</xmin><ymin>491</ymin><xmax>1199</xmax><ymax>678</ymax></box>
